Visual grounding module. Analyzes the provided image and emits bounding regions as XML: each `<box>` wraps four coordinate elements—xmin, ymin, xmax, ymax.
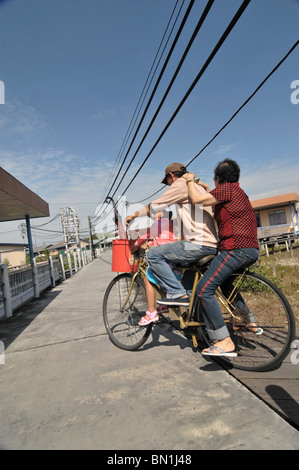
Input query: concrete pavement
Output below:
<box><xmin>0</xmin><ymin>251</ymin><xmax>298</xmax><ymax>450</ymax></box>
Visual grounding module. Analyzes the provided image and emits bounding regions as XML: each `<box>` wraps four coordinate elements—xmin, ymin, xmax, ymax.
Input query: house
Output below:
<box><xmin>0</xmin><ymin>243</ymin><xmax>28</xmax><ymax>267</ymax></box>
<box><xmin>251</xmin><ymin>192</ymin><xmax>299</xmax><ymax>240</ymax></box>
<box><xmin>33</xmin><ymin>239</ymin><xmax>90</xmax><ymax>257</ymax></box>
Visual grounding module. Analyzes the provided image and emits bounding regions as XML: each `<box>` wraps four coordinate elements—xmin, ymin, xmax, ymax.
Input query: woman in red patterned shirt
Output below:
<box><xmin>182</xmin><ymin>159</ymin><xmax>260</xmax><ymax>357</ymax></box>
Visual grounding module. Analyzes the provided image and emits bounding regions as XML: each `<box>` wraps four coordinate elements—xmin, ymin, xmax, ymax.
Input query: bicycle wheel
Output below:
<box><xmin>103</xmin><ymin>273</ymin><xmax>153</xmax><ymax>351</ymax></box>
<box><xmin>219</xmin><ymin>271</ymin><xmax>296</xmax><ymax>372</ymax></box>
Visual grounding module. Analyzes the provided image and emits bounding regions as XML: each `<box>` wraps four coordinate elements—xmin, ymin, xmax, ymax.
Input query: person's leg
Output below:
<box><xmin>138</xmin><ymin>270</ymin><xmax>159</xmax><ymax>326</ymax></box>
<box><xmin>197</xmin><ymin>248</ymin><xmax>259</xmax><ymax>354</ymax></box>
<box><xmin>143</xmin><ymin>275</ymin><xmax>156</xmax><ymax>313</ymax></box>
<box><xmin>221</xmin><ymin>273</ymin><xmax>262</xmax><ymax>334</ymax></box>
<box><xmin>147</xmin><ymin>241</ymin><xmax>216</xmax><ymax>302</ymax></box>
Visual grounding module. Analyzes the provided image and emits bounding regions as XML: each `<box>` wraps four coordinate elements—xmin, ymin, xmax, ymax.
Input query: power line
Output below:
<box><xmin>104</xmin><ymin>0</ymin><xmax>197</xmax><ymax>203</ymax></box>
<box><xmin>126</xmin><ymin>39</ymin><xmax>299</xmax><ymax>205</ymax></box>
<box><xmin>92</xmin><ymin>0</ymin><xmax>196</xmax><ymax>226</ymax></box>
<box><xmin>118</xmin><ymin>0</ymin><xmax>251</xmax><ymax>198</ymax></box>
<box><xmin>94</xmin><ymin>0</ymin><xmax>187</xmax><ymax>213</ymax></box>
<box><xmin>31</xmin><ymin>213</ymin><xmax>60</xmax><ymax>228</ymax></box>
<box><xmin>92</xmin><ymin>0</ymin><xmax>251</xmax><ymax>227</ymax></box>
<box><xmin>186</xmin><ymin>39</ymin><xmax>299</xmax><ymax>167</ymax></box>
<box><xmin>93</xmin><ymin>0</ymin><xmax>212</xmax><ymax>224</ymax></box>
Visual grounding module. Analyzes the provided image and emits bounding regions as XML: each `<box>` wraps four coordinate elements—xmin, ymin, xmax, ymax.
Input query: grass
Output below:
<box><xmin>253</xmin><ymin>240</ymin><xmax>299</xmax><ymax>330</ymax></box>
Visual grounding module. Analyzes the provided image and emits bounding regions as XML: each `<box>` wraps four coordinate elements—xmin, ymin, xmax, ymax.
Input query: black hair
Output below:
<box><xmin>172</xmin><ymin>169</ymin><xmax>187</xmax><ymax>178</ymax></box>
<box><xmin>214</xmin><ymin>158</ymin><xmax>240</xmax><ymax>184</ymax></box>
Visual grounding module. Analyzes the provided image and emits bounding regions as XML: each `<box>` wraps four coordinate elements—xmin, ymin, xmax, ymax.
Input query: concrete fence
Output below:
<box><xmin>0</xmin><ymin>250</ymin><xmax>94</xmax><ymax>319</ymax></box>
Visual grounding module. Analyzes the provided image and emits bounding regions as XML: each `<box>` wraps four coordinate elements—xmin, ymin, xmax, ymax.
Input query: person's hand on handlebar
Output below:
<box><xmin>125</xmin><ymin>205</ymin><xmax>150</xmax><ymax>226</ymax></box>
<box><xmin>125</xmin><ymin>213</ymin><xmax>137</xmax><ymax>226</ymax></box>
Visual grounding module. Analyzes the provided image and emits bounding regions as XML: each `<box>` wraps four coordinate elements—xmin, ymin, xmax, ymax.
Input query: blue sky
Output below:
<box><xmin>0</xmin><ymin>0</ymin><xmax>298</xmax><ymax>244</ymax></box>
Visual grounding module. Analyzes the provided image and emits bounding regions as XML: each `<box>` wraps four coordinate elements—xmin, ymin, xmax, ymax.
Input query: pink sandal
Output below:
<box><xmin>139</xmin><ymin>310</ymin><xmax>159</xmax><ymax>326</ymax></box>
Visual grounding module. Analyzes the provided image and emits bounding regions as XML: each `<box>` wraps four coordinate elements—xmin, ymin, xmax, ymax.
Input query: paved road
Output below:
<box><xmin>0</xmin><ymin>251</ymin><xmax>298</xmax><ymax>450</ymax></box>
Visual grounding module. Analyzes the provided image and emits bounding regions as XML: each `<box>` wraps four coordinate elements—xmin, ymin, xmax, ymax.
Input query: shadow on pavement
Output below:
<box><xmin>0</xmin><ymin>288</ymin><xmax>62</xmax><ymax>349</ymax></box>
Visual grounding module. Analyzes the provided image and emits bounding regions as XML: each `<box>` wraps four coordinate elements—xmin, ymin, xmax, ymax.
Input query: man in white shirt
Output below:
<box><xmin>125</xmin><ymin>162</ymin><xmax>217</xmax><ymax>307</ymax></box>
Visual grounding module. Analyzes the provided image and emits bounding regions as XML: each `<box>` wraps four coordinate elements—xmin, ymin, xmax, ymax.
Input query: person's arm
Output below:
<box><xmin>125</xmin><ymin>204</ymin><xmax>150</xmax><ymax>225</ymax></box>
<box><xmin>183</xmin><ymin>173</ymin><xmax>219</xmax><ymax>206</ymax></box>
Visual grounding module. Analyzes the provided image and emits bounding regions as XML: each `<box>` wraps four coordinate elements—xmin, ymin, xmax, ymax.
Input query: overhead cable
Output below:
<box><xmin>186</xmin><ymin>39</ymin><xmax>299</xmax><ymax>167</ymax></box>
<box><xmin>118</xmin><ymin>0</ymin><xmax>251</xmax><ymax>198</ymax></box>
<box><xmin>127</xmin><ymin>39</ymin><xmax>299</xmax><ymax>205</ymax></box>
<box><xmin>92</xmin><ymin>0</ymin><xmax>197</xmax><ymax>225</ymax></box>
<box><xmin>104</xmin><ymin>0</ymin><xmax>197</xmax><ymax>203</ymax></box>
<box><xmin>95</xmin><ymin>0</ymin><xmax>185</xmax><ymax>209</ymax></box>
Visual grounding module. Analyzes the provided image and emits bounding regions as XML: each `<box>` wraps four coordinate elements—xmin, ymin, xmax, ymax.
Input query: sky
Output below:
<box><xmin>0</xmin><ymin>0</ymin><xmax>298</xmax><ymax>245</ymax></box>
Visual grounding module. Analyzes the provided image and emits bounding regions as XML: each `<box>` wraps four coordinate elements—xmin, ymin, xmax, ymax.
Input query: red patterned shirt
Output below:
<box><xmin>210</xmin><ymin>182</ymin><xmax>258</xmax><ymax>251</ymax></box>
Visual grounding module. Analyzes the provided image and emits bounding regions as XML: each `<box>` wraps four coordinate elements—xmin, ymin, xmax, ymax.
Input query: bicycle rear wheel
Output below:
<box><xmin>219</xmin><ymin>271</ymin><xmax>296</xmax><ymax>372</ymax></box>
<box><xmin>103</xmin><ymin>273</ymin><xmax>152</xmax><ymax>351</ymax></box>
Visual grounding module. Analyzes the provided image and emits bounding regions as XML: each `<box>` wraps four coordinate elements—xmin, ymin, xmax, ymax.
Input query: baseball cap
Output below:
<box><xmin>161</xmin><ymin>162</ymin><xmax>187</xmax><ymax>184</ymax></box>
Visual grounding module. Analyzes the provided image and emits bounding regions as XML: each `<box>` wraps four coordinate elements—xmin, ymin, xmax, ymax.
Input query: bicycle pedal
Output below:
<box><xmin>191</xmin><ymin>335</ymin><xmax>198</xmax><ymax>348</ymax></box>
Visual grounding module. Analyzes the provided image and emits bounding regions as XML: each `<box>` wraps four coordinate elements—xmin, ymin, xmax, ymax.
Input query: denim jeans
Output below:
<box><xmin>194</xmin><ymin>248</ymin><xmax>259</xmax><ymax>341</ymax></box>
<box><xmin>146</xmin><ymin>241</ymin><xmax>217</xmax><ymax>299</ymax></box>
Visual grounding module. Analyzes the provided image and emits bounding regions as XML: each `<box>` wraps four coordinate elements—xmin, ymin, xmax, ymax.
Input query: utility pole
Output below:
<box><xmin>61</xmin><ymin>208</ymin><xmax>69</xmax><ymax>251</ymax></box>
<box><xmin>73</xmin><ymin>208</ymin><xmax>82</xmax><ymax>268</ymax></box>
<box><xmin>88</xmin><ymin>216</ymin><xmax>96</xmax><ymax>259</ymax></box>
<box><xmin>61</xmin><ymin>207</ymin><xmax>75</xmax><ymax>276</ymax></box>
<box><xmin>73</xmin><ymin>208</ymin><xmax>80</xmax><ymax>249</ymax></box>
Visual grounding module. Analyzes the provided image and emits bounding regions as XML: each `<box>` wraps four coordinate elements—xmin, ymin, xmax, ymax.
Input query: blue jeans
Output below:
<box><xmin>194</xmin><ymin>248</ymin><xmax>259</xmax><ymax>341</ymax></box>
<box><xmin>146</xmin><ymin>241</ymin><xmax>217</xmax><ymax>299</ymax></box>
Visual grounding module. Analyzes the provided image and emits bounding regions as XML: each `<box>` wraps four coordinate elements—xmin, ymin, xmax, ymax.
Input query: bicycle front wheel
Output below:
<box><xmin>103</xmin><ymin>273</ymin><xmax>152</xmax><ymax>351</ymax></box>
<box><xmin>221</xmin><ymin>271</ymin><xmax>296</xmax><ymax>372</ymax></box>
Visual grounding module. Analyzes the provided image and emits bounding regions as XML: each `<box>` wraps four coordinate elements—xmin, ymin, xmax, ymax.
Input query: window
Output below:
<box><xmin>255</xmin><ymin>214</ymin><xmax>261</xmax><ymax>227</ymax></box>
<box><xmin>268</xmin><ymin>209</ymin><xmax>287</xmax><ymax>226</ymax></box>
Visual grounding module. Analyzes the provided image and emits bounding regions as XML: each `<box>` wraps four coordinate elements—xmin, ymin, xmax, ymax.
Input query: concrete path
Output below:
<box><xmin>0</xmin><ymin>251</ymin><xmax>298</xmax><ymax>450</ymax></box>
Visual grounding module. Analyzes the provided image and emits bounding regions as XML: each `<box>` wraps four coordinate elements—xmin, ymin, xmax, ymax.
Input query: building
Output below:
<box><xmin>0</xmin><ymin>243</ymin><xmax>28</xmax><ymax>267</ymax></box>
<box><xmin>33</xmin><ymin>239</ymin><xmax>90</xmax><ymax>257</ymax></box>
<box><xmin>251</xmin><ymin>193</ymin><xmax>299</xmax><ymax>244</ymax></box>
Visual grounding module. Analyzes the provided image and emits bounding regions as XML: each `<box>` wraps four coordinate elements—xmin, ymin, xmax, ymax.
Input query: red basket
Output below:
<box><xmin>111</xmin><ymin>239</ymin><xmax>138</xmax><ymax>273</ymax></box>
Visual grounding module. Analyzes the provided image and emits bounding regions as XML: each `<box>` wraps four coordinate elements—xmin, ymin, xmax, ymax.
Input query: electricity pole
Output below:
<box><xmin>88</xmin><ymin>216</ymin><xmax>96</xmax><ymax>259</ymax></box>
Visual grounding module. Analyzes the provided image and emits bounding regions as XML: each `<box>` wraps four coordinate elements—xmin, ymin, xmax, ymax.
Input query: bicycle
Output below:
<box><xmin>102</xmin><ymin>248</ymin><xmax>296</xmax><ymax>372</ymax></box>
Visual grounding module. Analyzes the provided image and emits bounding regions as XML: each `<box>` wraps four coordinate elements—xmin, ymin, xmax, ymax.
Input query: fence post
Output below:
<box><xmin>73</xmin><ymin>252</ymin><xmax>78</xmax><ymax>272</ymax></box>
<box><xmin>59</xmin><ymin>254</ymin><xmax>66</xmax><ymax>280</ymax></box>
<box><xmin>67</xmin><ymin>251</ymin><xmax>73</xmax><ymax>277</ymax></box>
<box><xmin>77</xmin><ymin>249</ymin><xmax>82</xmax><ymax>269</ymax></box>
<box><xmin>32</xmin><ymin>258</ymin><xmax>40</xmax><ymax>298</ymax></box>
<box><xmin>1</xmin><ymin>264</ymin><xmax>12</xmax><ymax>318</ymax></box>
<box><xmin>48</xmin><ymin>256</ymin><xmax>56</xmax><ymax>287</ymax></box>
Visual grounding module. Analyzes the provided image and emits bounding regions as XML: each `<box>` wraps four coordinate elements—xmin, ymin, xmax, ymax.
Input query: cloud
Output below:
<box><xmin>0</xmin><ymin>147</ymin><xmax>118</xmax><ymax>243</ymax></box>
<box><xmin>0</xmin><ymin>148</ymin><xmax>111</xmax><ymax>209</ymax></box>
<box><xmin>214</xmin><ymin>143</ymin><xmax>237</xmax><ymax>156</ymax></box>
<box><xmin>241</xmin><ymin>159</ymin><xmax>299</xmax><ymax>200</ymax></box>
<box><xmin>0</xmin><ymin>98</ymin><xmax>47</xmax><ymax>139</ymax></box>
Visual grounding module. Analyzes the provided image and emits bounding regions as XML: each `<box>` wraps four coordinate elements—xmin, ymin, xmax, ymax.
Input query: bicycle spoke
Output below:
<box><xmin>219</xmin><ymin>272</ymin><xmax>295</xmax><ymax>371</ymax></box>
<box><xmin>103</xmin><ymin>274</ymin><xmax>153</xmax><ymax>350</ymax></box>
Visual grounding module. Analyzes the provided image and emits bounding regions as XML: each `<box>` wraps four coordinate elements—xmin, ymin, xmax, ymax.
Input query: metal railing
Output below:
<box><xmin>0</xmin><ymin>250</ymin><xmax>93</xmax><ymax>319</ymax></box>
<box><xmin>257</xmin><ymin>223</ymin><xmax>297</xmax><ymax>239</ymax></box>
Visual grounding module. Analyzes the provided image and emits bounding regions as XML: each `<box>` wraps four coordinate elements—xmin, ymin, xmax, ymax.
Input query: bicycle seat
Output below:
<box><xmin>194</xmin><ymin>254</ymin><xmax>216</xmax><ymax>267</ymax></box>
<box><xmin>175</xmin><ymin>254</ymin><xmax>216</xmax><ymax>270</ymax></box>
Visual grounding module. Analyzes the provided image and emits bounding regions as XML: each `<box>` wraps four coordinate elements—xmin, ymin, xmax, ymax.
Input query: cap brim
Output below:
<box><xmin>161</xmin><ymin>176</ymin><xmax>168</xmax><ymax>185</ymax></box>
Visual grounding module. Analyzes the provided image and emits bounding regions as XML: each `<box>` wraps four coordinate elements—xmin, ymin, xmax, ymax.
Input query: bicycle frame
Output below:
<box><xmin>122</xmin><ymin>252</ymin><xmax>249</xmax><ymax>349</ymax></box>
<box><xmin>118</xmin><ymin>261</ymin><xmax>147</xmax><ymax>313</ymax></box>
